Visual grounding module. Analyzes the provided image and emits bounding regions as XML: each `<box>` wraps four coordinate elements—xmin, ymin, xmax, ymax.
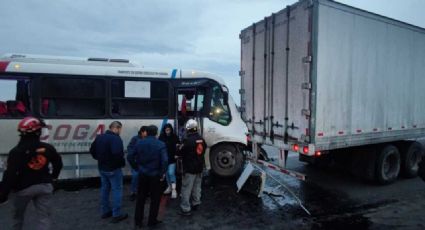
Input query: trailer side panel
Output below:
<box><xmin>314</xmin><ymin>0</ymin><xmax>425</xmax><ymax>150</ymax></box>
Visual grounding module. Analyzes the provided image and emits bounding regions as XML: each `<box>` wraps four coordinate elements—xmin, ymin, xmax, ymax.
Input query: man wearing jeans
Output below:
<box><xmin>90</xmin><ymin>121</ymin><xmax>128</xmax><ymax>223</ymax></box>
<box><xmin>177</xmin><ymin>119</ymin><xmax>207</xmax><ymax>216</ymax></box>
<box><xmin>128</xmin><ymin>125</ymin><xmax>168</xmax><ymax>228</ymax></box>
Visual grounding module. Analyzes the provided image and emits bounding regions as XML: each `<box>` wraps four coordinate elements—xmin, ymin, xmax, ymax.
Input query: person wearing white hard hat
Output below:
<box><xmin>177</xmin><ymin>119</ymin><xmax>207</xmax><ymax>216</ymax></box>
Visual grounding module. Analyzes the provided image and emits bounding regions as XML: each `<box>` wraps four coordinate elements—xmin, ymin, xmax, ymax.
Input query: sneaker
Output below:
<box><xmin>101</xmin><ymin>211</ymin><xmax>112</xmax><ymax>219</ymax></box>
<box><xmin>163</xmin><ymin>186</ymin><xmax>172</xmax><ymax>195</ymax></box>
<box><xmin>171</xmin><ymin>189</ymin><xmax>177</xmax><ymax>199</ymax></box>
<box><xmin>110</xmin><ymin>213</ymin><xmax>128</xmax><ymax>223</ymax></box>
<box><xmin>179</xmin><ymin>209</ymin><xmax>192</xmax><ymax>216</ymax></box>
<box><xmin>147</xmin><ymin>220</ymin><xmax>163</xmax><ymax>227</ymax></box>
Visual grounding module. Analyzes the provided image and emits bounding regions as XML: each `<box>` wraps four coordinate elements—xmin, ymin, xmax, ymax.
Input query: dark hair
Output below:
<box><xmin>159</xmin><ymin>123</ymin><xmax>175</xmax><ymax>140</ymax></box>
<box><xmin>138</xmin><ymin>126</ymin><xmax>148</xmax><ymax>135</ymax></box>
<box><xmin>161</xmin><ymin>123</ymin><xmax>174</xmax><ymax>134</ymax></box>
<box><xmin>147</xmin><ymin>125</ymin><xmax>158</xmax><ymax>136</ymax></box>
<box><xmin>109</xmin><ymin>121</ymin><xmax>122</xmax><ymax>129</ymax></box>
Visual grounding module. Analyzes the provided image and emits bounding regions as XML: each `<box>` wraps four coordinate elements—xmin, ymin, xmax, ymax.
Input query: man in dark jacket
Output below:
<box><xmin>0</xmin><ymin>117</ymin><xmax>63</xmax><ymax>230</ymax></box>
<box><xmin>90</xmin><ymin>121</ymin><xmax>128</xmax><ymax>223</ymax></box>
<box><xmin>128</xmin><ymin>125</ymin><xmax>168</xmax><ymax>228</ymax></box>
<box><xmin>177</xmin><ymin>119</ymin><xmax>207</xmax><ymax>216</ymax></box>
<box><xmin>127</xmin><ymin>126</ymin><xmax>148</xmax><ymax>201</ymax></box>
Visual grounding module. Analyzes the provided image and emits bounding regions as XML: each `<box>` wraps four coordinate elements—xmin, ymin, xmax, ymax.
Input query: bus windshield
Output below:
<box><xmin>209</xmin><ymin>85</ymin><xmax>231</xmax><ymax>126</ymax></box>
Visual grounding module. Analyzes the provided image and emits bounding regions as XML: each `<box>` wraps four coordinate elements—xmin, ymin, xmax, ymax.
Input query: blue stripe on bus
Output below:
<box><xmin>171</xmin><ymin>69</ymin><xmax>177</xmax><ymax>79</ymax></box>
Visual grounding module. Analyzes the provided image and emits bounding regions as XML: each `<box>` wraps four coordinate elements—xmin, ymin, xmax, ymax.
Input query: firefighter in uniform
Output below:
<box><xmin>0</xmin><ymin>117</ymin><xmax>63</xmax><ymax>230</ymax></box>
<box><xmin>177</xmin><ymin>119</ymin><xmax>207</xmax><ymax>216</ymax></box>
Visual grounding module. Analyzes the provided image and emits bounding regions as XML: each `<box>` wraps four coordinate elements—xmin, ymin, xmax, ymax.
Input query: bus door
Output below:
<box><xmin>175</xmin><ymin>87</ymin><xmax>207</xmax><ymax>140</ymax></box>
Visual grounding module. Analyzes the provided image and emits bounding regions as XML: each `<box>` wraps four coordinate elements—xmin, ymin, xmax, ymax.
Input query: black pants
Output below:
<box><xmin>134</xmin><ymin>174</ymin><xmax>161</xmax><ymax>225</ymax></box>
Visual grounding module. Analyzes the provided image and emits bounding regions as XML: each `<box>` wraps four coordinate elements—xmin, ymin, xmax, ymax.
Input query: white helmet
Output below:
<box><xmin>185</xmin><ymin>119</ymin><xmax>198</xmax><ymax>130</ymax></box>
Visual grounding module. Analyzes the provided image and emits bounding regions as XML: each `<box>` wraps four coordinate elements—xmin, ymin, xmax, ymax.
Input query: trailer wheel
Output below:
<box><xmin>210</xmin><ymin>144</ymin><xmax>244</xmax><ymax>177</ymax></box>
<box><xmin>376</xmin><ymin>145</ymin><xmax>400</xmax><ymax>184</ymax></box>
<box><xmin>401</xmin><ymin>142</ymin><xmax>424</xmax><ymax>178</ymax></box>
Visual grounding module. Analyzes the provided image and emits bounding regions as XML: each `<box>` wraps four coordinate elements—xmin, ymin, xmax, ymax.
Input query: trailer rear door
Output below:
<box><xmin>240</xmin><ymin>0</ymin><xmax>313</xmax><ymax>146</ymax></box>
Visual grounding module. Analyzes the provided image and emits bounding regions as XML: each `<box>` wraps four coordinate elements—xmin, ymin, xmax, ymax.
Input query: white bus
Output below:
<box><xmin>0</xmin><ymin>54</ymin><xmax>248</xmax><ymax>179</ymax></box>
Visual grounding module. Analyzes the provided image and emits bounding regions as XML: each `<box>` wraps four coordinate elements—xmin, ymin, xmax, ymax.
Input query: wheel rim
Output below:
<box><xmin>215</xmin><ymin>150</ymin><xmax>236</xmax><ymax>170</ymax></box>
<box><xmin>383</xmin><ymin>151</ymin><xmax>398</xmax><ymax>178</ymax></box>
<box><xmin>408</xmin><ymin>149</ymin><xmax>421</xmax><ymax>171</ymax></box>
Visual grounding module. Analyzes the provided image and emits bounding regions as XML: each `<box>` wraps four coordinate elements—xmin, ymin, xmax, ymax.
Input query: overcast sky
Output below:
<box><xmin>1</xmin><ymin>0</ymin><xmax>424</xmax><ymax>103</ymax></box>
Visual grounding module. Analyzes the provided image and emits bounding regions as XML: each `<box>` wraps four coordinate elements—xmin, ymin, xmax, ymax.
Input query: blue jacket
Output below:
<box><xmin>127</xmin><ymin>135</ymin><xmax>142</xmax><ymax>165</ymax></box>
<box><xmin>128</xmin><ymin>136</ymin><xmax>168</xmax><ymax>177</ymax></box>
<box><xmin>90</xmin><ymin>130</ymin><xmax>125</xmax><ymax>171</ymax></box>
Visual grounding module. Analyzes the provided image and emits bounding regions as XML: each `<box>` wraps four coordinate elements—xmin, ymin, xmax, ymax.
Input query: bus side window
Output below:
<box><xmin>7</xmin><ymin>100</ymin><xmax>27</xmax><ymax>116</ymax></box>
<box><xmin>0</xmin><ymin>79</ymin><xmax>31</xmax><ymax>118</ymax></box>
<box><xmin>41</xmin><ymin>78</ymin><xmax>105</xmax><ymax>117</ymax></box>
<box><xmin>42</xmin><ymin>99</ymin><xmax>57</xmax><ymax>116</ymax></box>
<box><xmin>111</xmin><ymin>80</ymin><xmax>169</xmax><ymax>117</ymax></box>
<box><xmin>0</xmin><ymin>101</ymin><xmax>7</xmax><ymax>116</ymax></box>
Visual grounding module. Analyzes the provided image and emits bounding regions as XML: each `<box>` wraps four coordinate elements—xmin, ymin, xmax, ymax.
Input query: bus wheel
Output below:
<box><xmin>210</xmin><ymin>144</ymin><xmax>244</xmax><ymax>177</ymax></box>
<box><xmin>401</xmin><ymin>142</ymin><xmax>424</xmax><ymax>178</ymax></box>
<box><xmin>376</xmin><ymin>145</ymin><xmax>400</xmax><ymax>185</ymax></box>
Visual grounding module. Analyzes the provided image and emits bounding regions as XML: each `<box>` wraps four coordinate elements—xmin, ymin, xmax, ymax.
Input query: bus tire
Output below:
<box><xmin>210</xmin><ymin>144</ymin><xmax>244</xmax><ymax>177</ymax></box>
<box><xmin>376</xmin><ymin>145</ymin><xmax>400</xmax><ymax>185</ymax></box>
<box><xmin>401</xmin><ymin>142</ymin><xmax>424</xmax><ymax>178</ymax></box>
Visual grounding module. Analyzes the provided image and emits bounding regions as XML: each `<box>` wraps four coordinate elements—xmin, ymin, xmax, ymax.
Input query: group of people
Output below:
<box><xmin>3</xmin><ymin>116</ymin><xmax>425</xmax><ymax>230</ymax></box>
<box><xmin>89</xmin><ymin>119</ymin><xmax>207</xmax><ymax>228</ymax></box>
<box><xmin>0</xmin><ymin>116</ymin><xmax>206</xmax><ymax>230</ymax></box>
<box><xmin>127</xmin><ymin>124</ymin><xmax>179</xmax><ymax>202</ymax></box>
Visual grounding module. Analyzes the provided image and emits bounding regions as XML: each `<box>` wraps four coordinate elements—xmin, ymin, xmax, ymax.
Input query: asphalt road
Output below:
<box><xmin>263</xmin><ymin>145</ymin><xmax>425</xmax><ymax>230</ymax></box>
<box><xmin>0</xmin><ymin>147</ymin><xmax>424</xmax><ymax>230</ymax></box>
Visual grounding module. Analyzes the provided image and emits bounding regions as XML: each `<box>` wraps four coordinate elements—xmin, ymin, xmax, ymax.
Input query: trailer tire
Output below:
<box><xmin>401</xmin><ymin>142</ymin><xmax>424</xmax><ymax>178</ymax></box>
<box><xmin>376</xmin><ymin>145</ymin><xmax>400</xmax><ymax>185</ymax></box>
<box><xmin>210</xmin><ymin>144</ymin><xmax>244</xmax><ymax>177</ymax></box>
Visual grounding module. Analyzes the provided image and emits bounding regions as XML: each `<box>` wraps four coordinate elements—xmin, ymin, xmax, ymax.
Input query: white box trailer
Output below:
<box><xmin>240</xmin><ymin>0</ymin><xmax>425</xmax><ymax>184</ymax></box>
